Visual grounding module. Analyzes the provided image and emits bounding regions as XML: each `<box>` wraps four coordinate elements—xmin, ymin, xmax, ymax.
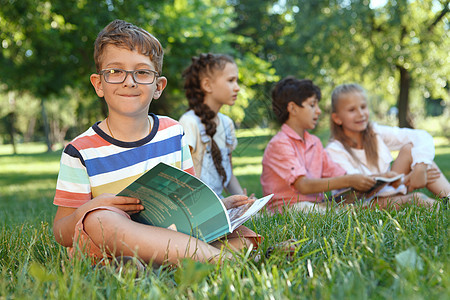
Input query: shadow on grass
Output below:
<box><xmin>0</xmin><ymin>172</ymin><xmax>58</xmax><ymax>187</ymax></box>
<box><xmin>235</xmin><ymin>135</ymin><xmax>273</xmax><ymax>157</ymax></box>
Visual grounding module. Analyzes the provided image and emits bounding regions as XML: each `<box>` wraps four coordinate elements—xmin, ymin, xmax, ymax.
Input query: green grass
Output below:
<box><xmin>0</xmin><ymin>134</ymin><xmax>449</xmax><ymax>299</ymax></box>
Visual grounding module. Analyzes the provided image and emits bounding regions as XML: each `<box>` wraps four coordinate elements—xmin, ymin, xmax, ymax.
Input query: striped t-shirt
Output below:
<box><xmin>54</xmin><ymin>114</ymin><xmax>195</xmax><ymax>208</ymax></box>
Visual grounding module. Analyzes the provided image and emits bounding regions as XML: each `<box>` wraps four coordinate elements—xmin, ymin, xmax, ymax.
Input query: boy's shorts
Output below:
<box><xmin>68</xmin><ymin>206</ymin><xmax>130</xmax><ymax>263</ymax></box>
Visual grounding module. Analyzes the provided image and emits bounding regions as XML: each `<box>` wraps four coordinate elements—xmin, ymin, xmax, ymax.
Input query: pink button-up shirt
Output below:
<box><xmin>261</xmin><ymin>124</ymin><xmax>345</xmax><ymax>212</ymax></box>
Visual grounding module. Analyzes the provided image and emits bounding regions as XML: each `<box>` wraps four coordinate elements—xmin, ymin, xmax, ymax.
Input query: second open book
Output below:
<box><xmin>118</xmin><ymin>162</ymin><xmax>273</xmax><ymax>243</ymax></box>
<box><xmin>333</xmin><ymin>174</ymin><xmax>405</xmax><ymax>204</ymax></box>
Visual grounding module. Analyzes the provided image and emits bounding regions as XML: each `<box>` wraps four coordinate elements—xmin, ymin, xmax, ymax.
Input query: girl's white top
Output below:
<box><xmin>326</xmin><ymin>122</ymin><xmax>435</xmax><ymax>175</ymax></box>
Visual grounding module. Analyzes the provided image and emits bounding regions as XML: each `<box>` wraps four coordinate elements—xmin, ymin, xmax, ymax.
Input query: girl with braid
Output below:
<box><xmin>179</xmin><ymin>53</ymin><xmax>279</xmax><ymax>253</ymax></box>
<box><xmin>179</xmin><ymin>53</ymin><xmax>248</xmax><ymax>199</ymax></box>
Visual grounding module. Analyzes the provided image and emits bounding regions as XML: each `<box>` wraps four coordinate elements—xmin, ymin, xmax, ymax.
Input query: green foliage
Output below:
<box><xmin>267</xmin><ymin>0</ymin><xmax>449</xmax><ymax>127</ymax></box>
<box><xmin>0</xmin><ymin>1</ymin><xmax>449</xmax><ymax>148</ymax></box>
<box><xmin>0</xmin><ymin>0</ymin><xmax>279</xmax><ymax>142</ymax></box>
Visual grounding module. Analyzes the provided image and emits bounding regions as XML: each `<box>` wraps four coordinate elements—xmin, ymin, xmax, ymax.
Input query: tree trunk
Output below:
<box><xmin>7</xmin><ymin>92</ymin><xmax>17</xmax><ymax>154</ymax></box>
<box><xmin>397</xmin><ymin>66</ymin><xmax>414</xmax><ymax>128</ymax></box>
<box><xmin>24</xmin><ymin>117</ymin><xmax>36</xmax><ymax>143</ymax></box>
<box><xmin>41</xmin><ymin>98</ymin><xmax>53</xmax><ymax>152</ymax></box>
<box><xmin>7</xmin><ymin>112</ymin><xmax>17</xmax><ymax>154</ymax></box>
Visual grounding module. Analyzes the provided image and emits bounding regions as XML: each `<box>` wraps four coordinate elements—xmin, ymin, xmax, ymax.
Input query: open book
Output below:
<box><xmin>332</xmin><ymin>174</ymin><xmax>404</xmax><ymax>205</ymax></box>
<box><xmin>118</xmin><ymin>162</ymin><xmax>273</xmax><ymax>243</ymax></box>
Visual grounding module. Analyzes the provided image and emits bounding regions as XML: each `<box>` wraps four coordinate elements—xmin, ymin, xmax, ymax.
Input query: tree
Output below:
<box><xmin>0</xmin><ymin>0</ymin><xmax>132</xmax><ymax>150</ymax></box>
<box><xmin>0</xmin><ymin>0</ymin><xmax>277</xmax><ymax>149</ymax></box>
<box><xmin>276</xmin><ymin>0</ymin><xmax>449</xmax><ymax>128</ymax></box>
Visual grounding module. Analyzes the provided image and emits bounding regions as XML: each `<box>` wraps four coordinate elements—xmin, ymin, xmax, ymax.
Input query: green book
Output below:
<box><xmin>118</xmin><ymin>162</ymin><xmax>273</xmax><ymax>243</ymax></box>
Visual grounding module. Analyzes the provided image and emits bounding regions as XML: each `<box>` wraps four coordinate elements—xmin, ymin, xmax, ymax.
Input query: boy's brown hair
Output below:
<box><xmin>271</xmin><ymin>76</ymin><xmax>321</xmax><ymax>124</ymax></box>
<box><xmin>93</xmin><ymin>19</ymin><xmax>164</xmax><ymax>74</ymax></box>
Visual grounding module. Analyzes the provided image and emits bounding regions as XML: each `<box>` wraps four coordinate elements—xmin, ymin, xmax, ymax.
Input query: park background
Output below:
<box><xmin>0</xmin><ymin>0</ymin><xmax>449</xmax><ymax>299</ymax></box>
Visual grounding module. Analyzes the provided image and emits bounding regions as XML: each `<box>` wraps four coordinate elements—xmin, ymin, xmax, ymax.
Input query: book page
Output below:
<box><xmin>228</xmin><ymin>194</ymin><xmax>273</xmax><ymax>231</ymax></box>
<box><xmin>373</xmin><ymin>174</ymin><xmax>404</xmax><ymax>183</ymax></box>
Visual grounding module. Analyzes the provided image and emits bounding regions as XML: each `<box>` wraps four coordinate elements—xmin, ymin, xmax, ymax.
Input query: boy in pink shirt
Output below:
<box><xmin>261</xmin><ymin>77</ymin><xmax>375</xmax><ymax>213</ymax></box>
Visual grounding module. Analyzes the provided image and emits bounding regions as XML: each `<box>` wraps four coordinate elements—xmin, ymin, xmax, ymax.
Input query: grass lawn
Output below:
<box><xmin>0</xmin><ymin>133</ymin><xmax>449</xmax><ymax>299</ymax></box>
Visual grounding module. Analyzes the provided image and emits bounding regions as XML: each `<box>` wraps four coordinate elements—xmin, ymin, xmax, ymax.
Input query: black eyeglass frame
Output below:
<box><xmin>99</xmin><ymin>68</ymin><xmax>159</xmax><ymax>84</ymax></box>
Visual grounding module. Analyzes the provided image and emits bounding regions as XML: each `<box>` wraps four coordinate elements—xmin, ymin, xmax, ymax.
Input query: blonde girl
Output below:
<box><xmin>326</xmin><ymin>83</ymin><xmax>449</xmax><ymax>208</ymax></box>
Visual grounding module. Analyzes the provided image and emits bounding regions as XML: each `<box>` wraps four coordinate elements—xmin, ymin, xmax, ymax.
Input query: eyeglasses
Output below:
<box><xmin>99</xmin><ymin>68</ymin><xmax>159</xmax><ymax>84</ymax></box>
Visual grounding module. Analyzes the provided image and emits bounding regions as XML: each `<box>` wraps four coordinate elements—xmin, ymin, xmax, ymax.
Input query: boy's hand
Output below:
<box><xmin>92</xmin><ymin>193</ymin><xmax>144</xmax><ymax>215</ymax></box>
<box><xmin>349</xmin><ymin>174</ymin><xmax>376</xmax><ymax>192</ymax></box>
<box><xmin>222</xmin><ymin>195</ymin><xmax>254</xmax><ymax>210</ymax></box>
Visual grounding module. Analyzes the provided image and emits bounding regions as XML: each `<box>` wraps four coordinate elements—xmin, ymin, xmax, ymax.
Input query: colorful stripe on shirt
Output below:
<box><xmin>54</xmin><ymin>115</ymin><xmax>194</xmax><ymax>208</ymax></box>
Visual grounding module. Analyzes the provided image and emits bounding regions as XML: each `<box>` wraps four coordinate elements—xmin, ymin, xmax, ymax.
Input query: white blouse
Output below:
<box><xmin>326</xmin><ymin>123</ymin><xmax>435</xmax><ymax>175</ymax></box>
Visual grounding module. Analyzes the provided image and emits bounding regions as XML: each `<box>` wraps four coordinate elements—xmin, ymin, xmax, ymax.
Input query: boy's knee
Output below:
<box><xmin>84</xmin><ymin>209</ymin><xmax>109</xmax><ymax>228</ymax></box>
<box><xmin>83</xmin><ymin>207</ymin><xmax>129</xmax><ymax>236</ymax></box>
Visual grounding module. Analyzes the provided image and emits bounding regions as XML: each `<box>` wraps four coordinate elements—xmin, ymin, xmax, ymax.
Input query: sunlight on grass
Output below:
<box><xmin>1</xmin><ymin>180</ymin><xmax>57</xmax><ymax>194</ymax></box>
<box><xmin>235</xmin><ymin>127</ymin><xmax>275</xmax><ymax>138</ymax></box>
<box><xmin>233</xmin><ymin>164</ymin><xmax>262</xmax><ymax>176</ymax></box>
<box><xmin>0</xmin><ymin>161</ymin><xmax>60</xmax><ymax>173</ymax></box>
<box><xmin>0</xmin><ymin>143</ymin><xmax>61</xmax><ymax>200</ymax></box>
<box><xmin>435</xmin><ymin>147</ymin><xmax>450</xmax><ymax>156</ymax></box>
<box><xmin>435</xmin><ymin>137</ymin><xmax>450</xmax><ymax>155</ymax></box>
<box><xmin>233</xmin><ymin>156</ymin><xmax>262</xmax><ymax>176</ymax></box>
<box><xmin>0</xmin><ymin>142</ymin><xmax>64</xmax><ymax>155</ymax></box>
<box><xmin>434</xmin><ymin>137</ymin><xmax>449</xmax><ymax>146</ymax></box>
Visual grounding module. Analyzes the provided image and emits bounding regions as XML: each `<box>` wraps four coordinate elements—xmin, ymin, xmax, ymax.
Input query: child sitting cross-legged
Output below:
<box><xmin>52</xmin><ymin>20</ymin><xmax>262</xmax><ymax>268</ymax></box>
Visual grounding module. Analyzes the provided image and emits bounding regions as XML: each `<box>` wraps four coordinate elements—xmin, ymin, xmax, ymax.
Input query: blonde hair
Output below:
<box><xmin>330</xmin><ymin>83</ymin><xmax>379</xmax><ymax>171</ymax></box>
<box><xmin>93</xmin><ymin>19</ymin><xmax>164</xmax><ymax>74</ymax></box>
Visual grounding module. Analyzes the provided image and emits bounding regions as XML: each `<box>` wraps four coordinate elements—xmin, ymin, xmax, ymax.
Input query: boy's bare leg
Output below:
<box><xmin>83</xmin><ymin>210</ymin><xmax>231</xmax><ymax>265</ymax></box>
<box><xmin>370</xmin><ymin>192</ymin><xmax>437</xmax><ymax>210</ymax></box>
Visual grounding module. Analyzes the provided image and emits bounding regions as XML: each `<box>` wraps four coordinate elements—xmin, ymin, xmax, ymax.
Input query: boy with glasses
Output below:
<box><xmin>52</xmin><ymin>20</ymin><xmax>256</xmax><ymax>267</ymax></box>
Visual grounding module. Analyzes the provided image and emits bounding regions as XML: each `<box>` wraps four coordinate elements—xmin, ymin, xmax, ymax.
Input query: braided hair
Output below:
<box><xmin>182</xmin><ymin>53</ymin><xmax>235</xmax><ymax>184</ymax></box>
